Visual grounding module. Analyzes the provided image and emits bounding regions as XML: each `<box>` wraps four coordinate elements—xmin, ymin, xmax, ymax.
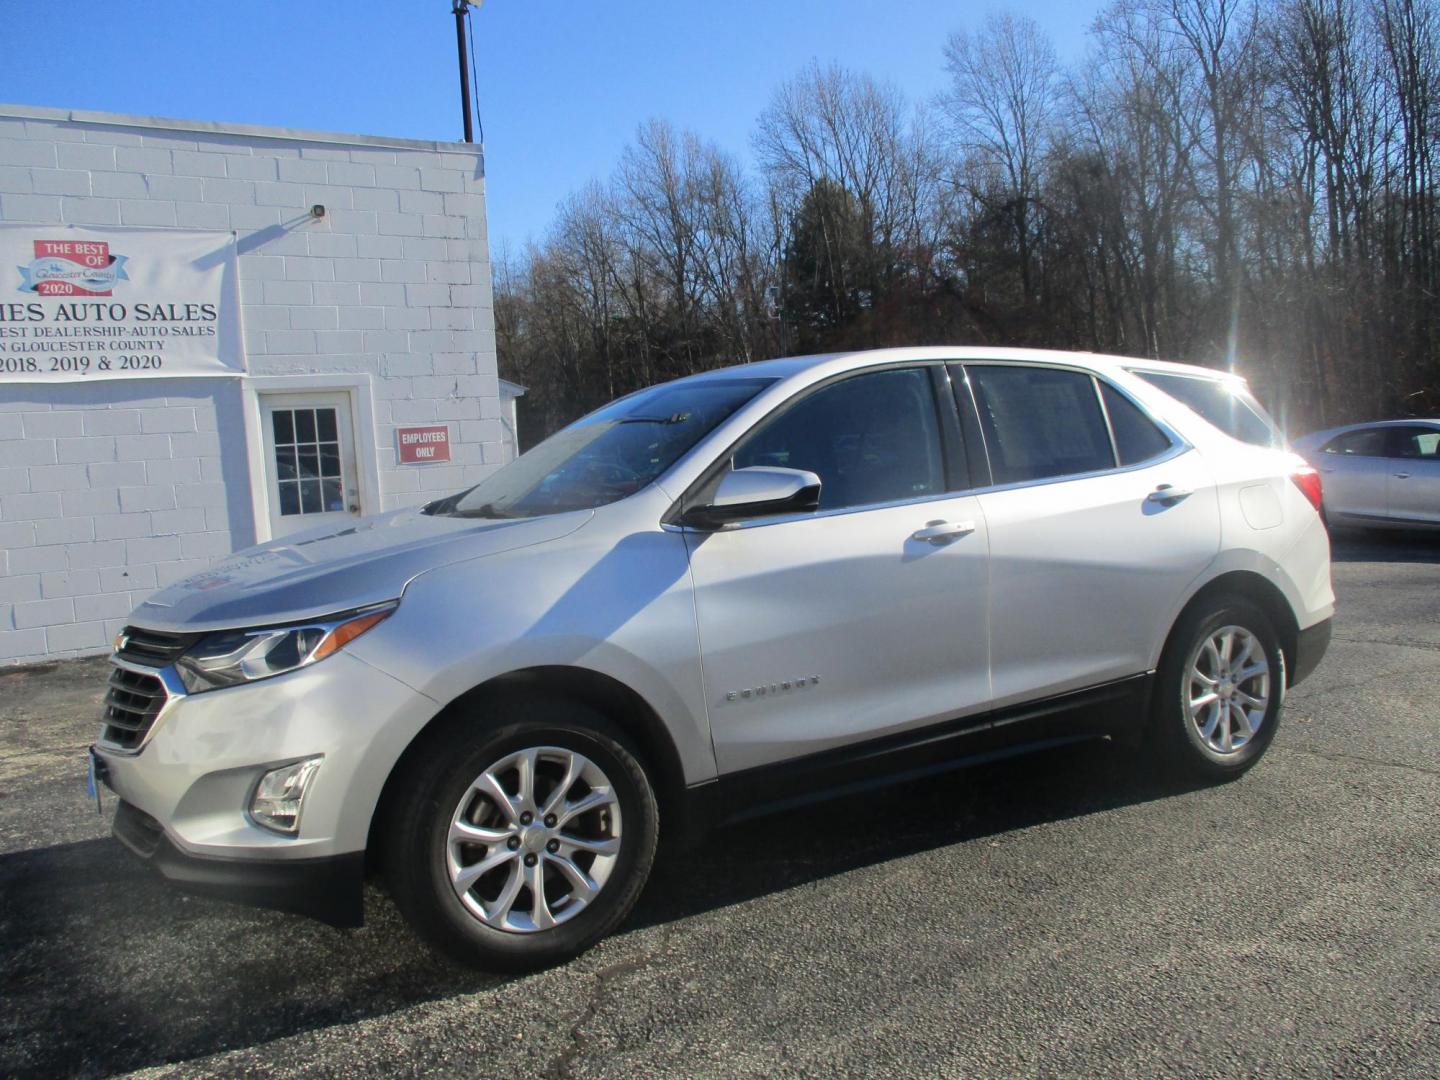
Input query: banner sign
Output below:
<box><xmin>0</xmin><ymin>225</ymin><xmax>245</xmax><ymax>382</ymax></box>
<box><xmin>397</xmin><ymin>425</ymin><xmax>452</xmax><ymax>464</ymax></box>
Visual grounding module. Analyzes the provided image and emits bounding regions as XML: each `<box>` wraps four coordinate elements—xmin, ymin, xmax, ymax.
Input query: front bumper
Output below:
<box><xmin>92</xmin><ymin>649</ymin><xmax>439</xmax><ymax>922</ymax></box>
<box><xmin>112</xmin><ymin>799</ymin><xmax>366</xmax><ymax>926</ymax></box>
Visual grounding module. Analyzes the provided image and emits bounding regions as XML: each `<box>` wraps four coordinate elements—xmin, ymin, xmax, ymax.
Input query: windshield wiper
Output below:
<box><xmin>619</xmin><ymin>412</ymin><xmax>691</xmax><ymax>425</ymax></box>
<box><xmin>421</xmin><ymin>492</ymin><xmax>464</xmax><ymax>516</ymax></box>
<box><xmin>454</xmin><ymin>502</ymin><xmax>516</xmax><ymax>519</ymax></box>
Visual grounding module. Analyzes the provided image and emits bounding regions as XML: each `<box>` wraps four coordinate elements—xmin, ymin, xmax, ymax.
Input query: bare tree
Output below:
<box><xmin>939</xmin><ymin>13</ymin><xmax>1061</xmax><ymax>303</ymax></box>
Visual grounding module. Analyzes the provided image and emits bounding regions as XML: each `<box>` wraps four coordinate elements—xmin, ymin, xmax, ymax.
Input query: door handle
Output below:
<box><xmin>911</xmin><ymin>520</ymin><xmax>975</xmax><ymax>544</ymax></box>
<box><xmin>1146</xmin><ymin>484</ymin><xmax>1193</xmax><ymax>504</ymax></box>
<box><xmin>1394</xmin><ymin>472</ymin><xmax>1411</xmax><ymax>480</ymax></box>
<box><xmin>1320</xmin><ymin>467</ymin><xmax>1336</xmax><ymax>474</ymax></box>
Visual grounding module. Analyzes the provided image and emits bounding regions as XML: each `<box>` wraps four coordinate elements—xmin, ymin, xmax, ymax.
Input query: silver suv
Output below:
<box><xmin>92</xmin><ymin>347</ymin><xmax>1334</xmax><ymax>969</ymax></box>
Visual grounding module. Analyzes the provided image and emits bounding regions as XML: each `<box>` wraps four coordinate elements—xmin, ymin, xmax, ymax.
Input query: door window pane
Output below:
<box><xmin>1386</xmin><ymin>426</ymin><xmax>1440</xmax><ymax>459</ymax></box>
<box><xmin>1322</xmin><ymin>428</ymin><xmax>1389</xmax><ymax>457</ymax></box>
<box><xmin>277</xmin><ymin>481</ymin><xmax>300</xmax><ymax>516</ymax></box>
<box><xmin>968</xmin><ymin>366</ymin><xmax>1116</xmax><ymax>484</ymax></box>
<box><xmin>300</xmin><ymin>479</ymin><xmax>322</xmax><ymax>514</ymax></box>
<box><xmin>271</xmin><ymin>406</ymin><xmax>344</xmax><ymax>517</ymax></box>
<box><xmin>733</xmin><ymin>368</ymin><xmax>946</xmax><ymax>511</ymax></box>
<box><xmin>1101</xmin><ymin>383</ymin><xmax>1174</xmax><ymax>465</ymax></box>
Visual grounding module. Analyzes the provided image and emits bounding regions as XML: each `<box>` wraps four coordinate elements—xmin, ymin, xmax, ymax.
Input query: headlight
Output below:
<box><xmin>176</xmin><ymin>604</ymin><xmax>395</xmax><ymax>693</ymax></box>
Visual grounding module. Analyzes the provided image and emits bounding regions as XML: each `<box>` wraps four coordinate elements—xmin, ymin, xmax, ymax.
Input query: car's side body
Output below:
<box><xmin>91</xmin><ymin>346</ymin><xmax>1335</xmax><ymax>938</ymax></box>
<box><xmin>1294</xmin><ymin>419</ymin><xmax>1440</xmax><ymax>529</ymax></box>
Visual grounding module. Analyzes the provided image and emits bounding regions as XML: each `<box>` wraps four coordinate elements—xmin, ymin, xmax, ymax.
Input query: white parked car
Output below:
<box><xmin>91</xmin><ymin>347</ymin><xmax>1334</xmax><ymax>969</ymax></box>
<box><xmin>1293</xmin><ymin>420</ymin><xmax>1440</xmax><ymax>530</ymax></box>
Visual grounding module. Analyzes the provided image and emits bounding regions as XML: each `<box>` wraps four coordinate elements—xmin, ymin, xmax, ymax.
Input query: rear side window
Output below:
<box><xmin>1322</xmin><ymin>428</ymin><xmax>1389</xmax><ymax>457</ymax></box>
<box><xmin>733</xmin><ymin>367</ymin><xmax>946</xmax><ymax>511</ymax></box>
<box><xmin>1100</xmin><ymin>383</ymin><xmax>1174</xmax><ymax>465</ymax></box>
<box><xmin>1387</xmin><ymin>426</ymin><xmax>1440</xmax><ymax>459</ymax></box>
<box><xmin>1132</xmin><ymin>370</ymin><xmax>1282</xmax><ymax>448</ymax></box>
<box><xmin>967</xmin><ymin>366</ymin><xmax>1115</xmax><ymax>484</ymax></box>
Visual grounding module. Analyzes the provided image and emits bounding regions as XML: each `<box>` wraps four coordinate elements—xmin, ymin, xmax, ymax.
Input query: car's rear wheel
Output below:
<box><xmin>384</xmin><ymin>702</ymin><xmax>658</xmax><ymax>971</ymax></box>
<box><xmin>1150</xmin><ymin>596</ymin><xmax>1285</xmax><ymax>781</ymax></box>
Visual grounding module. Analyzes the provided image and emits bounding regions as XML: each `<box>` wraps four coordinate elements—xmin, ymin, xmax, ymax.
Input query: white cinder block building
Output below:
<box><xmin>0</xmin><ymin>104</ymin><xmax>522</xmax><ymax>666</ymax></box>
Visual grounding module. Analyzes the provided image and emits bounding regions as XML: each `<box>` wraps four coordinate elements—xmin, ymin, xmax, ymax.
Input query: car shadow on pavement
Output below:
<box><xmin>0</xmin><ymin>741</ymin><xmax>1196</xmax><ymax>1078</ymax></box>
<box><xmin>1328</xmin><ymin>528</ymin><xmax>1440</xmax><ymax>563</ymax></box>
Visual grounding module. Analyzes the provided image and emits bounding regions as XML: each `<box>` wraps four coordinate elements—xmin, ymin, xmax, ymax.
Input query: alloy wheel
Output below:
<box><xmin>1185</xmin><ymin>625</ymin><xmax>1271</xmax><ymax>755</ymax></box>
<box><xmin>446</xmin><ymin>746</ymin><xmax>622</xmax><ymax>933</ymax></box>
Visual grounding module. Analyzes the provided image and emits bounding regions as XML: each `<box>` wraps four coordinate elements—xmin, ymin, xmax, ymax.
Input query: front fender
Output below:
<box><xmin>347</xmin><ymin>497</ymin><xmax>715</xmax><ymax>786</ymax></box>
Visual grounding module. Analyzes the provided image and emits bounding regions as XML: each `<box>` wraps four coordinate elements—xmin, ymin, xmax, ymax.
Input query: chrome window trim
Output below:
<box><xmin>663</xmin><ymin>357</ymin><xmax>1192</xmax><ymax>532</ymax></box>
<box><xmin>662</xmin><ymin>442</ymin><xmax>1197</xmax><ymax>533</ymax></box>
<box><xmin>97</xmin><ymin>656</ymin><xmax>188</xmax><ymax>756</ymax></box>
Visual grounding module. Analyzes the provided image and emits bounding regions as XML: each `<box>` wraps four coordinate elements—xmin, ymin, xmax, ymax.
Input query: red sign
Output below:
<box><xmin>23</xmin><ymin>239</ymin><xmax>128</xmax><ymax>297</ymax></box>
<box><xmin>397</xmin><ymin>425</ymin><xmax>451</xmax><ymax>464</ymax></box>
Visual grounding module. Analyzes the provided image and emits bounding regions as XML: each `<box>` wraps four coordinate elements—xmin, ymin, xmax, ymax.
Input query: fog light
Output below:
<box><xmin>250</xmin><ymin>757</ymin><xmax>322</xmax><ymax>834</ymax></box>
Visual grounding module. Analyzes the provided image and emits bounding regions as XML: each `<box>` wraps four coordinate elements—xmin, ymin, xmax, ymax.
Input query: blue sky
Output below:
<box><xmin>4</xmin><ymin>1</ymin><xmax>1103</xmax><ymax>256</ymax></box>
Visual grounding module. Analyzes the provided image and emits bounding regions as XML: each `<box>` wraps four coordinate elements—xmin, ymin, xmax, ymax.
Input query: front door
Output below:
<box><xmin>684</xmin><ymin>366</ymin><xmax>992</xmax><ymax>775</ymax></box>
<box><xmin>1316</xmin><ymin>426</ymin><xmax>1392</xmax><ymax>520</ymax></box>
<box><xmin>259</xmin><ymin>391</ymin><xmax>363</xmax><ymax>538</ymax></box>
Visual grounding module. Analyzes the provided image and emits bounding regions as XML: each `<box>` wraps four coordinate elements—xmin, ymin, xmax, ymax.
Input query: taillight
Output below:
<box><xmin>1291</xmin><ymin>465</ymin><xmax>1323</xmax><ymax>513</ymax></box>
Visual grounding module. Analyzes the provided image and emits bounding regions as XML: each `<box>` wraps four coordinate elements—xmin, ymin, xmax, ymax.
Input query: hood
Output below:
<box><xmin>128</xmin><ymin>507</ymin><xmax>594</xmax><ymax>634</ymax></box>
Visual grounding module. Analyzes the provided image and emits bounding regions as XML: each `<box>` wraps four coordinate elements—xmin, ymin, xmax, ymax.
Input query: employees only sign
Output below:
<box><xmin>0</xmin><ymin>225</ymin><xmax>244</xmax><ymax>383</ymax></box>
<box><xmin>397</xmin><ymin>425</ymin><xmax>451</xmax><ymax>464</ymax></box>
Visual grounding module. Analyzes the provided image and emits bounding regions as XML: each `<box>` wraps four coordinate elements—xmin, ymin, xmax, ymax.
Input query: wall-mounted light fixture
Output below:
<box><xmin>310</xmin><ymin>204</ymin><xmax>326</xmax><ymax>219</ymax></box>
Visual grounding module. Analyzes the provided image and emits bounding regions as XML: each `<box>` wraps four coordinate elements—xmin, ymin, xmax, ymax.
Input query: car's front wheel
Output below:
<box><xmin>1151</xmin><ymin>596</ymin><xmax>1285</xmax><ymax>781</ymax></box>
<box><xmin>384</xmin><ymin>703</ymin><xmax>659</xmax><ymax>971</ymax></box>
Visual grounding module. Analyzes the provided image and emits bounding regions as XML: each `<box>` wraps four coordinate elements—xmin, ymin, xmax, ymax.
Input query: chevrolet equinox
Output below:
<box><xmin>91</xmin><ymin>347</ymin><xmax>1334</xmax><ymax>970</ymax></box>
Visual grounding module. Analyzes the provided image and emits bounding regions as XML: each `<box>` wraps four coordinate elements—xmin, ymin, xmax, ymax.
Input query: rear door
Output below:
<box><xmin>960</xmin><ymin>363</ymin><xmax>1220</xmax><ymax>708</ymax></box>
<box><xmin>1385</xmin><ymin>425</ymin><xmax>1440</xmax><ymax>524</ymax></box>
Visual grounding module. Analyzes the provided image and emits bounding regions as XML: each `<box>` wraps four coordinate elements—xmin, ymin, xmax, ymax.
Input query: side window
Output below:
<box><xmin>967</xmin><ymin>366</ymin><xmax>1115</xmax><ymax>484</ymax></box>
<box><xmin>1131</xmin><ymin>370</ymin><xmax>1283</xmax><ymax>448</ymax></box>
<box><xmin>732</xmin><ymin>368</ymin><xmax>946</xmax><ymax>511</ymax></box>
<box><xmin>1322</xmin><ymin>428</ymin><xmax>1389</xmax><ymax>457</ymax></box>
<box><xmin>1100</xmin><ymin>383</ymin><xmax>1174</xmax><ymax>466</ymax></box>
<box><xmin>1386</xmin><ymin>426</ymin><xmax>1440</xmax><ymax>459</ymax></box>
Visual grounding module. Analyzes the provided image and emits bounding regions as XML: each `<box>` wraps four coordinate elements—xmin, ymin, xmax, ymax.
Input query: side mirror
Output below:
<box><xmin>682</xmin><ymin>466</ymin><xmax>822</xmax><ymax>529</ymax></box>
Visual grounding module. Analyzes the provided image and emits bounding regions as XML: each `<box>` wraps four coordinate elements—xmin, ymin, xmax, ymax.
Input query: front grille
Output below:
<box><xmin>101</xmin><ymin>666</ymin><xmax>169</xmax><ymax>750</ymax></box>
<box><xmin>115</xmin><ymin>626</ymin><xmax>200</xmax><ymax>667</ymax></box>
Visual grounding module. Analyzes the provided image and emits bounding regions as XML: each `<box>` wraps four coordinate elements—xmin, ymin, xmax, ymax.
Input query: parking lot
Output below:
<box><xmin>2</xmin><ymin>531</ymin><xmax>1437</xmax><ymax>1078</ymax></box>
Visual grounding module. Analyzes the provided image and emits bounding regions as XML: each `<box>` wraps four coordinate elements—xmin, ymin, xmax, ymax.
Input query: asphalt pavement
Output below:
<box><xmin>1</xmin><ymin>530</ymin><xmax>1437</xmax><ymax>1078</ymax></box>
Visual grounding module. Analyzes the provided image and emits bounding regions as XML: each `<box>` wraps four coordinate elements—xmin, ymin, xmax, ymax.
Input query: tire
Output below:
<box><xmin>1149</xmin><ymin>596</ymin><xmax>1285</xmax><ymax>782</ymax></box>
<box><xmin>384</xmin><ymin>700</ymin><xmax>659</xmax><ymax>971</ymax></box>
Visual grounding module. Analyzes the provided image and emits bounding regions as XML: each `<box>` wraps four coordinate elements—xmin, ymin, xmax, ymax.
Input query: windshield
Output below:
<box><xmin>1130</xmin><ymin>370</ymin><xmax>1285</xmax><ymax>449</ymax></box>
<box><xmin>430</xmin><ymin>377</ymin><xmax>773</xmax><ymax>518</ymax></box>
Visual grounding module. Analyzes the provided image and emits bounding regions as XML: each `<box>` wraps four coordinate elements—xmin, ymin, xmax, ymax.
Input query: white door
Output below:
<box><xmin>685</xmin><ymin>367</ymin><xmax>992</xmax><ymax>775</ymax></box>
<box><xmin>259</xmin><ymin>392</ymin><xmax>363</xmax><ymax>538</ymax></box>
<box><xmin>964</xmin><ymin>364</ymin><xmax>1221</xmax><ymax>707</ymax></box>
